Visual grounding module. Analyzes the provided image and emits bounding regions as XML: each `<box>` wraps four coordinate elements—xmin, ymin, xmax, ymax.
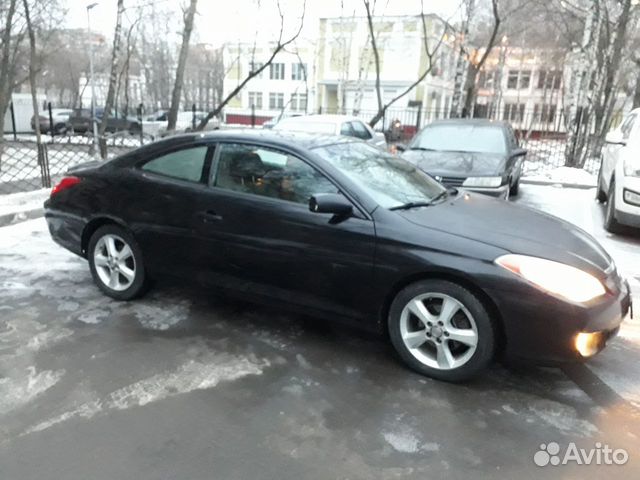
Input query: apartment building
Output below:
<box><xmin>315</xmin><ymin>14</ymin><xmax>457</xmax><ymax>125</ymax></box>
<box><xmin>221</xmin><ymin>40</ymin><xmax>315</xmax><ymax>125</ymax></box>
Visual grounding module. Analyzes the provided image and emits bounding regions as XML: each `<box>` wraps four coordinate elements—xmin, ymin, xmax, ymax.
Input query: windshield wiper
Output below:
<box><xmin>389</xmin><ymin>201</ymin><xmax>434</xmax><ymax>211</ymax></box>
<box><xmin>409</xmin><ymin>147</ymin><xmax>439</xmax><ymax>151</ymax></box>
<box><xmin>429</xmin><ymin>190</ymin><xmax>449</xmax><ymax>204</ymax></box>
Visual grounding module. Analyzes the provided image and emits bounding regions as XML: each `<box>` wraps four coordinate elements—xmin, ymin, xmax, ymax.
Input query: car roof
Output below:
<box><xmin>278</xmin><ymin>114</ymin><xmax>363</xmax><ymax>125</ymax></box>
<box><xmin>425</xmin><ymin>118</ymin><xmax>509</xmax><ymax>129</ymax></box>
<box><xmin>126</xmin><ymin>129</ymin><xmax>356</xmax><ymax>158</ymax></box>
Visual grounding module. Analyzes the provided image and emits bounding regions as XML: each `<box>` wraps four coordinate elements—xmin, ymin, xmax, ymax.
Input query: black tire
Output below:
<box><xmin>87</xmin><ymin>225</ymin><xmax>148</xmax><ymax>300</ymax></box>
<box><xmin>604</xmin><ymin>179</ymin><xmax>623</xmax><ymax>234</ymax></box>
<box><xmin>596</xmin><ymin>167</ymin><xmax>607</xmax><ymax>203</ymax></box>
<box><xmin>388</xmin><ymin>280</ymin><xmax>496</xmax><ymax>382</ymax></box>
<box><xmin>509</xmin><ymin>177</ymin><xmax>520</xmax><ymax>197</ymax></box>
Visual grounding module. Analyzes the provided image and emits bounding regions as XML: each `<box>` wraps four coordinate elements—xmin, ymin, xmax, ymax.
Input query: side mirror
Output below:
<box><xmin>512</xmin><ymin>147</ymin><xmax>527</xmax><ymax>158</ymax></box>
<box><xmin>605</xmin><ymin>130</ymin><xmax>625</xmax><ymax>146</ymax></box>
<box><xmin>309</xmin><ymin>193</ymin><xmax>353</xmax><ymax>216</ymax></box>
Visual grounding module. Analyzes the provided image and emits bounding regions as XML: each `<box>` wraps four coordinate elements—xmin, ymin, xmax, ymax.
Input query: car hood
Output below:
<box><xmin>398</xmin><ymin>192</ymin><xmax>612</xmax><ymax>275</ymax></box>
<box><xmin>401</xmin><ymin>149</ymin><xmax>506</xmax><ymax>177</ymax></box>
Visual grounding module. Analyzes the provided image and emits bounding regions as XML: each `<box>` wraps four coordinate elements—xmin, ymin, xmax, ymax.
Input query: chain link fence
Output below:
<box><xmin>0</xmin><ymin>133</ymin><xmax>144</xmax><ymax>195</ymax></box>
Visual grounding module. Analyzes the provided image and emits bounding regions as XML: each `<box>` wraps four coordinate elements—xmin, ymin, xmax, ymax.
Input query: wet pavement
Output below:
<box><xmin>0</xmin><ymin>184</ymin><xmax>638</xmax><ymax>479</ymax></box>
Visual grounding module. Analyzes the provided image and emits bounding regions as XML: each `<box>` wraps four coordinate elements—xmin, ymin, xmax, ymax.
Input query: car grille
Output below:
<box><xmin>439</xmin><ymin>176</ymin><xmax>466</xmax><ymax>187</ymax></box>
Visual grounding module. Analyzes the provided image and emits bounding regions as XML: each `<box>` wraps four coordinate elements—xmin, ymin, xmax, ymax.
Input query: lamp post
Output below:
<box><xmin>86</xmin><ymin>2</ymin><xmax>99</xmax><ymax>148</ymax></box>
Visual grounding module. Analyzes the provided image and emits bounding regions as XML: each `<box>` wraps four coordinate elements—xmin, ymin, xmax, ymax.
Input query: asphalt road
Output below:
<box><xmin>0</xmin><ymin>184</ymin><xmax>638</xmax><ymax>480</ymax></box>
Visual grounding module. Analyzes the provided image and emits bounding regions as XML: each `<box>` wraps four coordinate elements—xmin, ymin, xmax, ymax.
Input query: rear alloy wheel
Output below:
<box><xmin>88</xmin><ymin>225</ymin><xmax>147</xmax><ymax>300</ymax></box>
<box><xmin>388</xmin><ymin>280</ymin><xmax>495</xmax><ymax>382</ymax></box>
<box><xmin>604</xmin><ymin>179</ymin><xmax>623</xmax><ymax>234</ymax></box>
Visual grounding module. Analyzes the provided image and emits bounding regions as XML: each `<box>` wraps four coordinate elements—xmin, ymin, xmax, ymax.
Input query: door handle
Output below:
<box><xmin>198</xmin><ymin>210</ymin><xmax>223</xmax><ymax>223</ymax></box>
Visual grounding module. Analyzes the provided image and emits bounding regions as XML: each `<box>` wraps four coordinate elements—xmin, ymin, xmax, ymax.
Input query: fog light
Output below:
<box><xmin>575</xmin><ymin>332</ymin><xmax>602</xmax><ymax>357</ymax></box>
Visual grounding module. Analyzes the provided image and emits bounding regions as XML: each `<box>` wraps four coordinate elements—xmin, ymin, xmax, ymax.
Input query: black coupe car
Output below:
<box><xmin>400</xmin><ymin>119</ymin><xmax>526</xmax><ymax>199</ymax></box>
<box><xmin>44</xmin><ymin>131</ymin><xmax>631</xmax><ymax>381</ymax></box>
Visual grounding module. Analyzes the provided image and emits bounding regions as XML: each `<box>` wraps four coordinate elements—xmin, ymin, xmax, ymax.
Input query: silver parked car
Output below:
<box><xmin>273</xmin><ymin>114</ymin><xmax>387</xmax><ymax>149</ymax></box>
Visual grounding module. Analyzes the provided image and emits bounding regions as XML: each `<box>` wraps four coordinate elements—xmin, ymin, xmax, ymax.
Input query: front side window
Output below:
<box><xmin>214</xmin><ymin>143</ymin><xmax>337</xmax><ymax>204</ymax></box>
<box><xmin>350</xmin><ymin>121</ymin><xmax>372</xmax><ymax>140</ymax></box>
<box><xmin>141</xmin><ymin>146</ymin><xmax>209</xmax><ymax>183</ymax></box>
<box><xmin>313</xmin><ymin>142</ymin><xmax>445</xmax><ymax>209</ymax></box>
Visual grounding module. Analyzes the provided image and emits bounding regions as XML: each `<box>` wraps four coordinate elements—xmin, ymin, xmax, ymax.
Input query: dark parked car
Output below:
<box><xmin>44</xmin><ymin>131</ymin><xmax>631</xmax><ymax>381</ymax></box>
<box><xmin>67</xmin><ymin>108</ymin><xmax>141</xmax><ymax>135</ymax></box>
<box><xmin>400</xmin><ymin>119</ymin><xmax>527</xmax><ymax>199</ymax></box>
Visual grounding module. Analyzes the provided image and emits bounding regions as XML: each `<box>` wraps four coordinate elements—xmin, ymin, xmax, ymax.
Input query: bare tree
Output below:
<box><xmin>363</xmin><ymin>0</ymin><xmax>449</xmax><ymax>127</ymax></box>
<box><xmin>22</xmin><ymin>0</ymin><xmax>42</xmax><ymax>144</ymax></box>
<box><xmin>98</xmin><ymin>0</ymin><xmax>125</xmax><ymax>159</ymax></box>
<box><xmin>0</xmin><ymin>0</ymin><xmax>20</xmax><ymax>161</ymax></box>
<box><xmin>461</xmin><ymin>0</ymin><xmax>500</xmax><ymax>117</ymax></box>
<box><xmin>167</xmin><ymin>0</ymin><xmax>198</xmax><ymax>131</ymax></box>
<box><xmin>196</xmin><ymin>0</ymin><xmax>306</xmax><ymax>130</ymax></box>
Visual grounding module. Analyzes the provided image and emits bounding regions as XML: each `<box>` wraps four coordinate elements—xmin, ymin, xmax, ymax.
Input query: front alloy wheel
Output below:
<box><xmin>389</xmin><ymin>280</ymin><xmax>495</xmax><ymax>382</ymax></box>
<box><xmin>88</xmin><ymin>225</ymin><xmax>147</xmax><ymax>300</ymax></box>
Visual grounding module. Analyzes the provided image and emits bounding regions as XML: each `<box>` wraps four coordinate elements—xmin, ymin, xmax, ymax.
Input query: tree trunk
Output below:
<box><xmin>98</xmin><ymin>0</ymin><xmax>125</xmax><ymax>159</ymax></box>
<box><xmin>462</xmin><ymin>0</ymin><xmax>500</xmax><ymax>118</ymax></box>
<box><xmin>633</xmin><ymin>61</ymin><xmax>640</xmax><ymax>109</ymax></box>
<box><xmin>167</xmin><ymin>0</ymin><xmax>198</xmax><ymax>132</ymax></box>
<box><xmin>0</xmin><ymin>0</ymin><xmax>18</xmax><ymax>167</ymax></box>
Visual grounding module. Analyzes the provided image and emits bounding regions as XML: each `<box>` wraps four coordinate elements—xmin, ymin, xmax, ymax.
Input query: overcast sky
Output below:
<box><xmin>65</xmin><ymin>0</ymin><xmax>464</xmax><ymax>47</ymax></box>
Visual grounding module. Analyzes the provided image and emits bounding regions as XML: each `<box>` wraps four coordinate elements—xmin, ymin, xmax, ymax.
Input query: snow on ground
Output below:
<box><xmin>0</xmin><ymin>188</ymin><xmax>49</xmax><ymax>216</ymax></box>
<box><xmin>523</xmin><ymin>166</ymin><xmax>597</xmax><ymax>187</ymax></box>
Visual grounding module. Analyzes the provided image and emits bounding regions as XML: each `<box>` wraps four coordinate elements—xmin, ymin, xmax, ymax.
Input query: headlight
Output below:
<box><xmin>495</xmin><ymin>254</ymin><xmax>606</xmax><ymax>303</ymax></box>
<box><xmin>463</xmin><ymin>176</ymin><xmax>503</xmax><ymax>188</ymax></box>
<box><xmin>623</xmin><ymin>189</ymin><xmax>640</xmax><ymax>207</ymax></box>
<box><xmin>624</xmin><ymin>157</ymin><xmax>640</xmax><ymax>177</ymax></box>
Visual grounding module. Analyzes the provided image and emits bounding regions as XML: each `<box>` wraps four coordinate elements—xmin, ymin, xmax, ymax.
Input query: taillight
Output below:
<box><xmin>51</xmin><ymin>176</ymin><xmax>81</xmax><ymax>197</ymax></box>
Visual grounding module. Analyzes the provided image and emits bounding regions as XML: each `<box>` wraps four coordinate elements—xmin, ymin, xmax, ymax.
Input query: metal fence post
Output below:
<box><xmin>48</xmin><ymin>102</ymin><xmax>54</xmax><ymax>141</ymax></box>
<box><xmin>251</xmin><ymin>104</ymin><xmax>256</xmax><ymax>128</ymax></box>
<box><xmin>9</xmin><ymin>101</ymin><xmax>17</xmax><ymax>140</ymax></box>
<box><xmin>192</xmin><ymin>103</ymin><xmax>196</xmax><ymax>130</ymax></box>
<box><xmin>137</xmin><ymin>103</ymin><xmax>144</xmax><ymax>145</ymax></box>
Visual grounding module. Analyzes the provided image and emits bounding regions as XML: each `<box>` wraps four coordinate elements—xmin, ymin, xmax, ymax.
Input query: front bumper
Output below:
<box><xmin>488</xmin><ymin>275</ymin><xmax>632</xmax><ymax>364</ymax></box>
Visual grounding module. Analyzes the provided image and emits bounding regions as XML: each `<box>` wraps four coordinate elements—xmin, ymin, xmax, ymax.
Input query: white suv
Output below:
<box><xmin>597</xmin><ymin>108</ymin><xmax>640</xmax><ymax>232</ymax></box>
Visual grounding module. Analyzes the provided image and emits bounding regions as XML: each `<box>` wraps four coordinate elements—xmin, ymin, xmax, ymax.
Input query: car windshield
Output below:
<box><xmin>275</xmin><ymin>120</ymin><xmax>336</xmax><ymax>134</ymax></box>
<box><xmin>411</xmin><ymin>124</ymin><xmax>507</xmax><ymax>154</ymax></box>
<box><xmin>313</xmin><ymin>142</ymin><xmax>446</xmax><ymax>209</ymax></box>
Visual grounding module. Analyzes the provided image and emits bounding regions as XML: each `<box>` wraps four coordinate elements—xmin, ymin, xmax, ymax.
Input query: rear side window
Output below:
<box><xmin>142</xmin><ymin>146</ymin><xmax>209</xmax><ymax>183</ymax></box>
<box><xmin>350</xmin><ymin>121</ymin><xmax>373</xmax><ymax>140</ymax></box>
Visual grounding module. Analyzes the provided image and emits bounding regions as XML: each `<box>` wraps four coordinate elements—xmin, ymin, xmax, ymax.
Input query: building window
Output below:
<box><xmin>269</xmin><ymin>93</ymin><xmax>284</xmax><ymax>110</ymax></box>
<box><xmin>478</xmin><ymin>70</ymin><xmax>497</xmax><ymax>89</ymax></box>
<box><xmin>290</xmin><ymin>93</ymin><xmax>307</xmax><ymax>112</ymax></box>
<box><xmin>533</xmin><ymin>104</ymin><xmax>556</xmax><ymax>123</ymax></box>
<box><xmin>507</xmin><ymin>70</ymin><xmax>530</xmax><ymax>90</ymax></box>
<box><xmin>269</xmin><ymin>63</ymin><xmax>285</xmax><ymax>80</ymax></box>
<box><xmin>537</xmin><ymin>70</ymin><xmax>562</xmax><ymax>90</ymax></box>
<box><xmin>249</xmin><ymin>61</ymin><xmax>263</xmax><ymax>78</ymax></box>
<box><xmin>503</xmin><ymin>103</ymin><xmax>525</xmax><ymax>122</ymax></box>
<box><xmin>291</xmin><ymin>63</ymin><xmax>307</xmax><ymax>81</ymax></box>
<box><xmin>248</xmin><ymin>92</ymin><xmax>263</xmax><ymax>109</ymax></box>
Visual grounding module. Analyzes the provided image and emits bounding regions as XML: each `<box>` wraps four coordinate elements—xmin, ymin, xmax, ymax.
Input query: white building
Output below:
<box><xmin>221</xmin><ymin>40</ymin><xmax>316</xmax><ymax>125</ymax></box>
<box><xmin>316</xmin><ymin>14</ymin><xmax>457</xmax><ymax>128</ymax></box>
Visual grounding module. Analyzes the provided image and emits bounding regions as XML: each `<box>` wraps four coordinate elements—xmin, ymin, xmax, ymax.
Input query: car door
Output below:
<box><xmin>504</xmin><ymin>125</ymin><xmax>522</xmax><ymax>182</ymax></box>
<box><xmin>118</xmin><ymin>143</ymin><xmax>215</xmax><ymax>278</ymax></box>
<box><xmin>195</xmin><ymin>141</ymin><xmax>377</xmax><ymax>321</ymax></box>
<box><xmin>602</xmin><ymin>112</ymin><xmax>637</xmax><ymax>192</ymax></box>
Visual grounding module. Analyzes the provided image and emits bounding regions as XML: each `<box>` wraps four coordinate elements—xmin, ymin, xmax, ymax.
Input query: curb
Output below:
<box><xmin>0</xmin><ymin>208</ymin><xmax>44</xmax><ymax>228</ymax></box>
<box><xmin>521</xmin><ymin>178</ymin><xmax>596</xmax><ymax>190</ymax></box>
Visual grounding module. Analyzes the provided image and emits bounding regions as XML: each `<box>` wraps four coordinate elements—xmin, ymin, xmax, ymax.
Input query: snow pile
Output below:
<box><xmin>523</xmin><ymin>166</ymin><xmax>597</xmax><ymax>187</ymax></box>
<box><xmin>0</xmin><ymin>188</ymin><xmax>49</xmax><ymax>216</ymax></box>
